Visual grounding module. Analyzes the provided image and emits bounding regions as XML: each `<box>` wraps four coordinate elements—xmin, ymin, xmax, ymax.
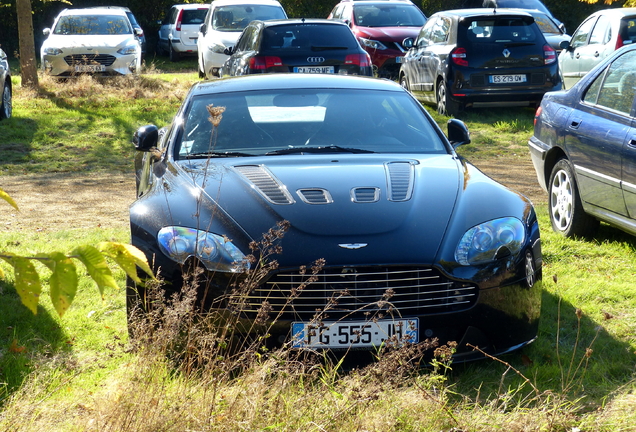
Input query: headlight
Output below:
<box><xmin>359</xmin><ymin>38</ymin><xmax>387</xmax><ymax>50</ymax></box>
<box><xmin>208</xmin><ymin>43</ymin><xmax>227</xmax><ymax>54</ymax></box>
<box><xmin>44</xmin><ymin>47</ymin><xmax>63</xmax><ymax>56</ymax></box>
<box><xmin>157</xmin><ymin>226</ymin><xmax>249</xmax><ymax>273</ymax></box>
<box><xmin>455</xmin><ymin>217</ymin><xmax>525</xmax><ymax>266</ymax></box>
<box><xmin>118</xmin><ymin>45</ymin><xmax>138</xmax><ymax>55</ymax></box>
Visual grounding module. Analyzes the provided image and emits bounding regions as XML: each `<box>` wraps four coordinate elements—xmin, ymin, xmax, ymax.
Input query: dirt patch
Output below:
<box><xmin>0</xmin><ymin>157</ymin><xmax>546</xmax><ymax>232</ymax></box>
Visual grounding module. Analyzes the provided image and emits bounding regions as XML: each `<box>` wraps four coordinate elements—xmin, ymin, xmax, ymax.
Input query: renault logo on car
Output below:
<box><xmin>307</xmin><ymin>57</ymin><xmax>325</xmax><ymax>63</ymax></box>
<box><xmin>503</xmin><ymin>49</ymin><xmax>511</xmax><ymax>58</ymax></box>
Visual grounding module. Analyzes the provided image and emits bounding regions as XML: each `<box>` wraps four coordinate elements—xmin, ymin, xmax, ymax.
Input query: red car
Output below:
<box><xmin>328</xmin><ymin>0</ymin><xmax>427</xmax><ymax>78</ymax></box>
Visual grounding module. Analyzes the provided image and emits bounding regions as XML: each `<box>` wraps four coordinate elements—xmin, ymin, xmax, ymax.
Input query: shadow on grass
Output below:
<box><xmin>0</xmin><ymin>117</ymin><xmax>38</xmax><ymax>173</ymax></box>
<box><xmin>0</xmin><ymin>281</ymin><xmax>69</xmax><ymax>405</ymax></box>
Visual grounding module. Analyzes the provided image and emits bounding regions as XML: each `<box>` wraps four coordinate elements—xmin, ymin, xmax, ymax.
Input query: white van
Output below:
<box><xmin>197</xmin><ymin>0</ymin><xmax>287</xmax><ymax>78</ymax></box>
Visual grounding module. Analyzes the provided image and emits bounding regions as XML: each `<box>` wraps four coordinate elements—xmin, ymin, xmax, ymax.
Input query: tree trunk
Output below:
<box><xmin>16</xmin><ymin>0</ymin><xmax>39</xmax><ymax>88</ymax></box>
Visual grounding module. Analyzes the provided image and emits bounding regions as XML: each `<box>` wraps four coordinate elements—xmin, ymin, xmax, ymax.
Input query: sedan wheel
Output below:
<box><xmin>400</xmin><ymin>75</ymin><xmax>410</xmax><ymax>92</ymax></box>
<box><xmin>0</xmin><ymin>82</ymin><xmax>11</xmax><ymax>120</ymax></box>
<box><xmin>548</xmin><ymin>159</ymin><xmax>599</xmax><ymax>237</ymax></box>
<box><xmin>169</xmin><ymin>43</ymin><xmax>180</xmax><ymax>62</ymax></box>
<box><xmin>436</xmin><ymin>81</ymin><xmax>460</xmax><ymax>116</ymax></box>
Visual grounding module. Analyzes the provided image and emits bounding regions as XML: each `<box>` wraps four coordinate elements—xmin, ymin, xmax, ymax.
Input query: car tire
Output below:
<box><xmin>399</xmin><ymin>74</ymin><xmax>410</xmax><ymax>92</ymax></box>
<box><xmin>169</xmin><ymin>43</ymin><xmax>180</xmax><ymax>62</ymax></box>
<box><xmin>198</xmin><ymin>57</ymin><xmax>206</xmax><ymax>79</ymax></box>
<box><xmin>436</xmin><ymin>80</ymin><xmax>460</xmax><ymax>117</ymax></box>
<box><xmin>548</xmin><ymin>159</ymin><xmax>599</xmax><ymax>237</ymax></box>
<box><xmin>0</xmin><ymin>81</ymin><xmax>11</xmax><ymax>120</ymax></box>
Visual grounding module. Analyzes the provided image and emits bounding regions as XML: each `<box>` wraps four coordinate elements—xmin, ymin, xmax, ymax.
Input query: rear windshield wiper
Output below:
<box><xmin>266</xmin><ymin>146</ymin><xmax>375</xmax><ymax>155</ymax></box>
<box><xmin>184</xmin><ymin>151</ymin><xmax>253</xmax><ymax>159</ymax></box>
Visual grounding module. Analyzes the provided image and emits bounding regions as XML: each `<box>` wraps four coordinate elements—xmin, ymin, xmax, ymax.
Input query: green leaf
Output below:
<box><xmin>0</xmin><ymin>253</ymin><xmax>42</xmax><ymax>314</ymax></box>
<box><xmin>39</xmin><ymin>252</ymin><xmax>78</xmax><ymax>317</ymax></box>
<box><xmin>98</xmin><ymin>242</ymin><xmax>154</xmax><ymax>284</ymax></box>
<box><xmin>72</xmin><ymin>245</ymin><xmax>119</xmax><ymax>298</ymax></box>
<box><xmin>0</xmin><ymin>187</ymin><xmax>19</xmax><ymax>211</ymax></box>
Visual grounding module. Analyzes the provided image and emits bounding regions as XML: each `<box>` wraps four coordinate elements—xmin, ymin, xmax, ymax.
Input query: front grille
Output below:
<box><xmin>239</xmin><ymin>266</ymin><xmax>478</xmax><ymax>321</ymax></box>
<box><xmin>64</xmin><ymin>54</ymin><xmax>117</xmax><ymax>66</ymax></box>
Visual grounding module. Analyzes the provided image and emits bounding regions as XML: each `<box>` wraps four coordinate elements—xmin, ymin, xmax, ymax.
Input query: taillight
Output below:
<box><xmin>176</xmin><ymin>9</ymin><xmax>184</xmax><ymax>31</ymax></box>
<box><xmin>534</xmin><ymin>106</ymin><xmax>542</xmax><ymax>126</ymax></box>
<box><xmin>249</xmin><ymin>56</ymin><xmax>283</xmax><ymax>70</ymax></box>
<box><xmin>345</xmin><ymin>53</ymin><xmax>371</xmax><ymax>67</ymax></box>
<box><xmin>543</xmin><ymin>44</ymin><xmax>556</xmax><ymax>65</ymax></box>
<box><xmin>616</xmin><ymin>34</ymin><xmax>624</xmax><ymax>50</ymax></box>
<box><xmin>450</xmin><ymin>47</ymin><xmax>468</xmax><ymax>67</ymax></box>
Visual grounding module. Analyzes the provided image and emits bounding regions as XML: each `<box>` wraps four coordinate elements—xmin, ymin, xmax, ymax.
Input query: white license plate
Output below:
<box><xmin>74</xmin><ymin>65</ymin><xmax>105</xmax><ymax>73</ymax></box>
<box><xmin>291</xmin><ymin>319</ymin><xmax>418</xmax><ymax>349</ymax></box>
<box><xmin>489</xmin><ymin>74</ymin><xmax>527</xmax><ymax>84</ymax></box>
<box><xmin>294</xmin><ymin>66</ymin><xmax>335</xmax><ymax>74</ymax></box>
<box><xmin>395</xmin><ymin>56</ymin><xmax>404</xmax><ymax>63</ymax></box>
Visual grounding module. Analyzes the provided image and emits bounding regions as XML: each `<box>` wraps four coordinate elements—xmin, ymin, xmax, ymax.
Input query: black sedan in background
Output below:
<box><xmin>529</xmin><ymin>44</ymin><xmax>636</xmax><ymax>238</ymax></box>
<box><xmin>221</xmin><ymin>19</ymin><xmax>373</xmax><ymax>77</ymax></box>
<box><xmin>130</xmin><ymin>74</ymin><xmax>542</xmax><ymax>361</ymax></box>
<box><xmin>399</xmin><ymin>8</ymin><xmax>560</xmax><ymax>116</ymax></box>
<box><xmin>0</xmin><ymin>47</ymin><xmax>11</xmax><ymax>120</ymax></box>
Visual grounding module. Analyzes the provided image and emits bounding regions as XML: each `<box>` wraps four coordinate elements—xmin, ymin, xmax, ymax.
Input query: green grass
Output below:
<box><xmin>1</xmin><ymin>72</ymin><xmax>636</xmax><ymax>431</ymax></box>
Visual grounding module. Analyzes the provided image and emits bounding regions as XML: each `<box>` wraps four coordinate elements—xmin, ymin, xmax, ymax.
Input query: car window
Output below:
<box><xmin>589</xmin><ymin>14</ymin><xmax>611</xmax><ymax>45</ymax></box>
<box><xmin>619</xmin><ymin>17</ymin><xmax>636</xmax><ymax>45</ymax></box>
<box><xmin>352</xmin><ymin>4</ymin><xmax>426</xmax><ymax>27</ymax></box>
<box><xmin>570</xmin><ymin>16</ymin><xmax>596</xmax><ymax>48</ymax></box>
<box><xmin>53</xmin><ymin>15</ymin><xmax>132</xmax><ymax>35</ymax></box>
<box><xmin>416</xmin><ymin>18</ymin><xmax>435</xmax><ymax>47</ymax></box>
<box><xmin>463</xmin><ymin>17</ymin><xmax>538</xmax><ymax>43</ymax></box>
<box><xmin>532</xmin><ymin>13</ymin><xmax>559</xmax><ymax>34</ymax></box>
<box><xmin>182</xmin><ymin>9</ymin><xmax>208</xmax><ymax>25</ymax></box>
<box><xmin>430</xmin><ymin>16</ymin><xmax>451</xmax><ymax>43</ymax></box>
<box><xmin>176</xmin><ymin>89</ymin><xmax>447</xmax><ymax>157</ymax></box>
<box><xmin>235</xmin><ymin>25</ymin><xmax>257</xmax><ymax>51</ymax></box>
<box><xmin>262</xmin><ymin>24</ymin><xmax>359</xmax><ymax>50</ymax></box>
<box><xmin>583</xmin><ymin>49</ymin><xmax>636</xmax><ymax>114</ymax></box>
<box><xmin>212</xmin><ymin>5</ymin><xmax>286</xmax><ymax>32</ymax></box>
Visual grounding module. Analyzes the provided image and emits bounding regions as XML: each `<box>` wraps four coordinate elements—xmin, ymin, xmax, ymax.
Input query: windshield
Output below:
<box><xmin>53</xmin><ymin>15</ymin><xmax>132</xmax><ymax>35</ymax></box>
<box><xmin>176</xmin><ymin>88</ymin><xmax>447</xmax><ymax>158</ymax></box>
<box><xmin>353</xmin><ymin>4</ymin><xmax>426</xmax><ymax>27</ymax></box>
<box><xmin>212</xmin><ymin>5</ymin><xmax>287</xmax><ymax>31</ymax></box>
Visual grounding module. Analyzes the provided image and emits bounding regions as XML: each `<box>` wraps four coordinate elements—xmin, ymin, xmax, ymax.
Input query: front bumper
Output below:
<box><xmin>42</xmin><ymin>52</ymin><xmax>140</xmax><ymax>76</ymax></box>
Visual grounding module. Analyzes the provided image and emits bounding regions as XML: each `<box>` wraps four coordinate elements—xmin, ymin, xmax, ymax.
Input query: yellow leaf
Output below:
<box><xmin>98</xmin><ymin>242</ymin><xmax>153</xmax><ymax>284</ymax></box>
<box><xmin>0</xmin><ymin>187</ymin><xmax>19</xmax><ymax>211</ymax></box>
<box><xmin>39</xmin><ymin>252</ymin><xmax>78</xmax><ymax>317</ymax></box>
<box><xmin>72</xmin><ymin>245</ymin><xmax>118</xmax><ymax>298</ymax></box>
<box><xmin>0</xmin><ymin>253</ymin><xmax>42</xmax><ymax>314</ymax></box>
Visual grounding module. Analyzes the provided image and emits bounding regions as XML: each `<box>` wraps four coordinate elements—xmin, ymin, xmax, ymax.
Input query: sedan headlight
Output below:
<box><xmin>359</xmin><ymin>38</ymin><xmax>387</xmax><ymax>50</ymax></box>
<box><xmin>157</xmin><ymin>226</ymin><xmax>249</xmax><ymax>273</ymax></box>
<box><xmin>118</xmin><ymin>45</ymin><xmax>138</xmax><ymax>55</ymax></box>
<box><xmin>455</xmin><ymin>217</ymin><xmax>525</xmax><ymax>266</ymax></box>
<box><xmin>44</xmin><ymin>47</ymin><xmax>63</xmax><ymax>56</ymax></box>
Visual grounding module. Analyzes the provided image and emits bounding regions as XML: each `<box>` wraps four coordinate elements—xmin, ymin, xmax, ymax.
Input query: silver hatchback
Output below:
<box><xmin>40</xmin><ymin>7</ymin><xmax>142</xmax><ymax>77</ymax></box>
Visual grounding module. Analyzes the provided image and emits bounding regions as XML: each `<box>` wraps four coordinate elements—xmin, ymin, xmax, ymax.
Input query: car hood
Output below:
<box><xmin>356</xmin><ymin>26</ymin><xmax>421</xmax><ymax>42</ymax></box>
<box><xmin>42</xmin><ymin>34</ymin><xmax>137</xmax><ymax>51</ymax></box>
<box><xmin>183</xmin><ymin>154</ymin><xmax>462</xmax><ymax>265</ymax></box>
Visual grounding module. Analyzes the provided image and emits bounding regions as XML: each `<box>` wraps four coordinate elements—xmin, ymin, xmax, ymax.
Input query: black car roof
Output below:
<box><xmin>255</xmin><ymin>18</ymin><xmax>349</xmax><ymax>27</ymax></box>
<box><xmin>189</xmin><ymin>74</ymin><xmax>403</xmax><ymax>96</ymax></box>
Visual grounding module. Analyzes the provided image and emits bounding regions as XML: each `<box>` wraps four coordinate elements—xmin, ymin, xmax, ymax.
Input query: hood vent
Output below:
<box><xmin>234</xmin><ymin>165</ymin><xmax>294</xmax><ymax>205</ymax></box>
<box><xmin>352</xmin><ymin>187</ymin><xmax>380</xmax><ymax>203</ymax></box>
<box><xmin>385</xmin><ymin>161</ymin><xmax>415</xmax><ymax>202</ymax></box>
<box><xmin>297</xmin><ymin>188</ymin><xmax>333</xmax><ymax>205</ymax></box>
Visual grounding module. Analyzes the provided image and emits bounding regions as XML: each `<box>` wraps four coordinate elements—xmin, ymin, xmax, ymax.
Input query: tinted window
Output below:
<box><xmin>619</xmin><ymin>16</ymin><xmax>636</xmax><ymax>45</ymax></box>
<box><xmin>462</xmin><ymin>17</ymin><xmax>539</xmax><ymax>44</ymax></box>
<box><xmin>583</xmin><ymin>49</ymin><xmax>636</xmax><ymax>114</ymax></box>
<box><xmin>262</xmin><ymin>24</ymin><xmax>358</xmax><ymax>50</ymax></box>
<box><xmin>212</xmin><ymin>5</ymin><xmax>286</xmax><ymax>31</ymax></box>
<box><xmin>182</xmin><ymin>9</ymin><xmax>208</xmax><ymax>25</ymax></box>
<box><xmin>177</xmin><ymin>89</ymin><xmax>446</xmax><ymax>157</ymax></box>
<box><xmin>54</xmin><ymin>15</ymin><xmax>132</xmax><ymax>35</ymax></box>
<box><xmin>352</xmin><ymin>4</ymin><xmax>426</xmax><ymax>27</ymax></box>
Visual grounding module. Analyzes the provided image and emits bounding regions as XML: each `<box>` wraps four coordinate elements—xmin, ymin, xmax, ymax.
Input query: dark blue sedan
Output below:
<box><xmin>130</xmin><ymin>73</ymin><xmax>542</xmax><ymax>361</ymax></box>
<box><xmin>529</xmin><ymin>44</ymin><xmax>636</xmax><ymax>237</ymax></box>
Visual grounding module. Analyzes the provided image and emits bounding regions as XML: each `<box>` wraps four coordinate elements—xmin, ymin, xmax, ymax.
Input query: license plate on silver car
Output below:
<box><xmin>74</xmin><ymin>65</ymin><xmax>106</xmax><ymax>73</ymax></box>
<box><xmin>291</xmin><ymin>318</ymin><xmax>418</xmax><ymax>349</ymax></box>
<box><xmin>294</xmin><ymin>66</ymin><xmax>335</xmax><ymax>74</ymax></box>
<box><xmin>489</xmin><ymin>74</ymin><xmax>527</xmax><ymax>83</ymax></box>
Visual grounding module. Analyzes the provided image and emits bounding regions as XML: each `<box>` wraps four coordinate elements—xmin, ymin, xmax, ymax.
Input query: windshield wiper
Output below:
<box><xmin>266</xmin><ymin>146</ymin><xmax>375</xmax><ymax>155</ymax></box>
<box><xmin>184</xmin><ymin>151</ymin><xmax>253</xmax><ymax>159</ymax></box>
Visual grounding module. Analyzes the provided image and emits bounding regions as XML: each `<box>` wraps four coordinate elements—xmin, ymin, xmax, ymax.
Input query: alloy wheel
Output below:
<box><xmin>550</xmin><ymin>168</ymin><xmax>573</xmax><ymax>231</ymax></box>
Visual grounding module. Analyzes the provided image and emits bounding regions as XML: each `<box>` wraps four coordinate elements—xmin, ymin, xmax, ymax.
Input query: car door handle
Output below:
<box><xmin>575</xmin><ymin>53</ymin><xmax>580</xmax><ymax>59</ymax></box>
<box><xmin>569</xmin><ymin>118</ymin><xmax>582</xmax><ymax>129</ymax></box>
<box><xmin>594</xmin><ymin>51</ymin><xmax>600</xmax><ymax>57</ymax></box>
<box><xmin>629</xmin><ymin>139</ymin><xmax>636</xmax><ymax>147</ymax></box>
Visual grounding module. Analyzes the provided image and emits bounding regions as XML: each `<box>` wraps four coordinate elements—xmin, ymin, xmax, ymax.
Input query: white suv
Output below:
<box><xmin>197</xmin><ymin>0</ymin><xmax>287</xmax><ymax>78</ymax></box>
<box><xmin>158</xmin><ymin>4</ymin><xmax>210</xmax><ymax>61</ymax></box>
<box><xmin>40</xmin><ymin>8</ymin><xmax>142</xmax><ymax>77</ymax></box>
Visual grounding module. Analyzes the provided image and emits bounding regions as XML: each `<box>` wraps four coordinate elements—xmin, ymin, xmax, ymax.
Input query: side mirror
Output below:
<box><xmin>43</xmin><ymin>28</ymin><xmax>50</xmax><ymax>37</ymax></box>
<box><xmin>402</xmin><ymin>37</ymin><xmax>414</xmax><ymax>49</ymax></box>
<box><xmin>133</xmin><ymin>125</ymin><xmax>159</xmax><ymax>151</ymax></box>
<box><xmin>558</xmin><ymin>23</ymin><xmax>566</xmax><ymax>34</ymax></box>
<box><xmin>447</xmin><ymin>119</ymin><xmax>470</xmax><ymax>149</ymax></box>
<box><xmin>559</xmin><ymin>39</ymin><xmax>571</xmax><ymax>51</ymax></box>
<box><xmin>134</xmin><ymin>28</ymin><xmax>143</xmax><ymax>37</ymax></box>
<box><xmin>224</xmin><ymin>46</ymin><xmax>234</xmax><ymax>56</ymax></box>
<box><xmin>199</xmin><ymin>23</ymin><xmax>207</xmax><ymax>35</ymax></box>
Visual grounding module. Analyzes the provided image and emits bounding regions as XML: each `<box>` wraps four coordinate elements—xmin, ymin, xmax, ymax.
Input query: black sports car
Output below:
<box><xmin>130</xmin><ymin>73</ymin><xmax>542</xmax><ymax>361</ymax></box>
